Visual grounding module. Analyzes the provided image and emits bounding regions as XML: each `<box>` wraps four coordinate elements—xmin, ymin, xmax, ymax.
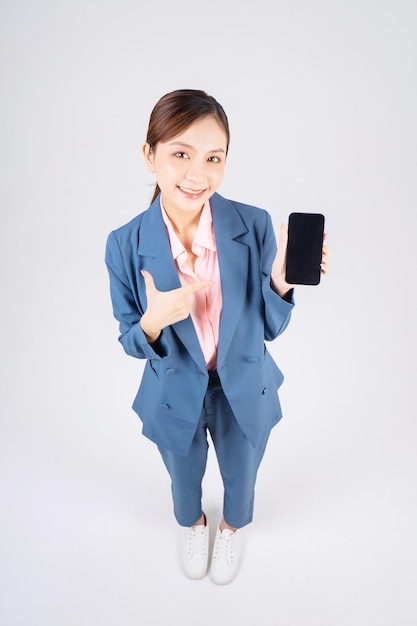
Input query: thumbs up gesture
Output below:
<box><xmin>140</xmin><ymin>270</ymin><xmax>212</xmax><ymax>343</ymax></box>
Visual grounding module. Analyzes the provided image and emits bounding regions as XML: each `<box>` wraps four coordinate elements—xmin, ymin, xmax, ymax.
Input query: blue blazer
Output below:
<box><xmin>105</xmin><ymin>192</ymin><xmax>294</xmax><ymax>456</ymax></box>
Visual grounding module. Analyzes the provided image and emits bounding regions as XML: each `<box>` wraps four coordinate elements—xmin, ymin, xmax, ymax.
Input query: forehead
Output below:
<box><xmin>165</xmin><ymin>116</ymin><xmax>228</xmax><ymax>150</ymax></box>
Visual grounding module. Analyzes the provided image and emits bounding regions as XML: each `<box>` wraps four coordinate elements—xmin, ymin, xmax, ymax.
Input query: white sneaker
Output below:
<box><xmin>182</xmin><ymin>516</ymin><xmax>209</xmax><ymax>579</ymax></box>
<box><xmin>211</xmin><ymin>526</ymin><xmax>241</xmax><ymax>585</ymax></box>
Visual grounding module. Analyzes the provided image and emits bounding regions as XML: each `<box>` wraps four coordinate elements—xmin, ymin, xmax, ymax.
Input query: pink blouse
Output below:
<box><xmin>161</xmin><ymin>200</ymin><xmax>222</xmax><ymax>370</ymax></box>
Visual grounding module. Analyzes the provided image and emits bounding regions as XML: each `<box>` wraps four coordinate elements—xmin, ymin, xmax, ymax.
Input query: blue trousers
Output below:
<box><xmin>157</xmin><ymin>370</ymin><xmax>270</xmax><ymax>528</ymax></box>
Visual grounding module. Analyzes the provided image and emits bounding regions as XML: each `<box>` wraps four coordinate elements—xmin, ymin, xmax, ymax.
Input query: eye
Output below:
<box><xmin>174</xmin><ymin>151</ymin><xmax>189</xmax><ymax>159</ymax></box>
<box><xmin>208</xmin><ymin>156</ymin><xmax>221</xmax><ymax>163</ymax></box>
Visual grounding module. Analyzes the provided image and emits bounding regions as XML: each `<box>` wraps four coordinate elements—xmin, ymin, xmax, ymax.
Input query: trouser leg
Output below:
<box><xmin>204</xmin><ymin>372</ymin><xmax>270</xmax><ymax>529</ymax></box>
<box><xmin>157</xmin><ymin>411</ymin><xmax>208</xmax><ymax>527</ymax></box>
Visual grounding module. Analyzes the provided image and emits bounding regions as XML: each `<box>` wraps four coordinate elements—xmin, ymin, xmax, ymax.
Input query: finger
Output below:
<box><xmin>321</xmin><ymin>259</ymin><xmax>329</xmax><ymax>273</ymax></box>
<box><xmin>180</xmin><ymin>280</ymin><xmax>213</xmax><ymax>295</ymax></box>
<box><xmin>141</xmin><ymin>270</ymin><xmax>158</xmax><ymax>294</ymax></box>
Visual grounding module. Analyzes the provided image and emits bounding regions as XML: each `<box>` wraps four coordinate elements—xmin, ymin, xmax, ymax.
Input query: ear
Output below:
<box><xmin>142</xmin><ymin>143</ymin><xmax>155</xmax><ymax>173</ymax></box>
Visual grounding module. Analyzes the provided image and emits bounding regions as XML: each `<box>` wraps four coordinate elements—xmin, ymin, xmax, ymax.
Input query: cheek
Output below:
<box><xmin>155</xmin><ymin>160</ymin><xmax>179</xmax><ymax>182</ymax></box>
<box><xmin>212</xmin><ymin>165</ymin><xmax>226</xmax><ymax>183</ymax></box>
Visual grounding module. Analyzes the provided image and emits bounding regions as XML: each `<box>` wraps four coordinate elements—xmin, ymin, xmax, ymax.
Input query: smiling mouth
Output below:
<box><xmin>178</xmin><ymin>186</ymin><xmax>206</xmax><ymax>196</ymax></box>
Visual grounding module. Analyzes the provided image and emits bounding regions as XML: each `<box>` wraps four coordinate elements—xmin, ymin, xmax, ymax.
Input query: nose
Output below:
<box><xmin>184</xmin><ymin>160</ymin><xmax>206</xmax><ymax>184</ymax></box>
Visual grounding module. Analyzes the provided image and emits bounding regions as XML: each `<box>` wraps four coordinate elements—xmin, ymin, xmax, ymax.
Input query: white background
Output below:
<box><xmin>1</xmin><ymin>1</ymin><xmax>416</xmax><ymax>624</ymax></box>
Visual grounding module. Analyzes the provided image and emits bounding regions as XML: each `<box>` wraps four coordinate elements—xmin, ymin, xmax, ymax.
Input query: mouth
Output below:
<box><xmin>177</xmin><ymin>186</ymin><xmax>206</xmax><ymax>199</ymax></box>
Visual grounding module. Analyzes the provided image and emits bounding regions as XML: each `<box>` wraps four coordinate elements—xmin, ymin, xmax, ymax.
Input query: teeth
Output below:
<box><xmin>180</xmin><ymin>187</ymin><xmax>203</xmax><ymax>194</ymax></box>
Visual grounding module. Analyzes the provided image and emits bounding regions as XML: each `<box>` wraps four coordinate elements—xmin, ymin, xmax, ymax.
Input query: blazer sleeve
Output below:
<box><xmin>261</xmin><ymin>211</ymin><xmax>295</xmax><ymax>341</ymax></box>
<box><xmin>105</xmin><ymin>230</ymin><xmax>170</xmax><ymax>360</ymax></box>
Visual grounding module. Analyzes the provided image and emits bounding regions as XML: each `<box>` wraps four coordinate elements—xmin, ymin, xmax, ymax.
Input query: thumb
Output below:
<box><xmin>141</xmin><ymin>270</ymin><xmax>157</xmax><ymax>294</ymax></box>
<box><xmin>279</xmin><ymin>222</ymin><xmax>288</xmax><ymax>250</ymax></box>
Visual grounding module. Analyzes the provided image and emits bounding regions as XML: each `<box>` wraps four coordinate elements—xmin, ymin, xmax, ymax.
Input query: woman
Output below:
<box><xmin>105</xmin><ymin>89</ymin><xmax>329</xmax><ymax>584</ymax></box>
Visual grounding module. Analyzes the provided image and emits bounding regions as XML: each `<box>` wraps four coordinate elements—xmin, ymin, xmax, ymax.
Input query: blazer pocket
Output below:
<box><xmin>149</xmin><ymin>359</ymin><xmax>160</xmax><ymax>378</ymax></box>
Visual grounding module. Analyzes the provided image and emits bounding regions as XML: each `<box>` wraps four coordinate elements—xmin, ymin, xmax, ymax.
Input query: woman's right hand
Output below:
<box><xmin>139</xmin><ymin>270</ymin><xmax>212</xmax><ymax>343</ymax></box>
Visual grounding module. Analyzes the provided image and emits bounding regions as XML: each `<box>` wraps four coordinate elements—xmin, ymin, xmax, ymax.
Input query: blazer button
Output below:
<box><xmin>247</xmin><ymin>357</ymin><xmax>259</xmax><ymax>364</ymax></box>
<box><xmin>261</xmin><ymin>387</ymin><xmax>268</xmax><ymax>395</ymax></box>
<box><xmin>160</xmin><ymin>403</ymin><xmax>170</xmax><ymax>409</ymax></box>
<box><xmin>165</xmin><ymin>368</ymin><xmax>176</xmax><ymax>375</ymax></box>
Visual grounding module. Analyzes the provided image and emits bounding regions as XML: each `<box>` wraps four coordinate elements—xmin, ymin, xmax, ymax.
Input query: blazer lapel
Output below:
<box><xmin>211</xmin><ymin>193</ymin><xmax>249</xmax><ymax>369</ymax></box>
<box><xmin>137</xmin><ymin>198</ymin><xmax>207</xmax><ymax>372</ymax></box>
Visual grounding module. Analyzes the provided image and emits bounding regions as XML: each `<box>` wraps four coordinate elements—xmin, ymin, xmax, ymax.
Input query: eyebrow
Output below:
<box><xmin>168</xmin><ymin>141</ymin><xmax>225</xmax><ymax>153</ymax></box>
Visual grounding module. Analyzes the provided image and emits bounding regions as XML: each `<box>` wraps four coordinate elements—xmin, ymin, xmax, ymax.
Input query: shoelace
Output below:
<box><xmin>213</xmin><ymin>530</ymin><xmax>235</xmax><ymax>565</ymax></box>
<box><xmin>185</xmin><ymin>525</ymin><xmax>207</xmax><ymax>559</ymax></box>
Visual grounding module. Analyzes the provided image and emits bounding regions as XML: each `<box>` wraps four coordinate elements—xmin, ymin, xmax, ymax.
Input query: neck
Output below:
<box><xmin>164</xmin><ymin>205</ymin><xmax>203</xmax><ymax>240</ymax></box>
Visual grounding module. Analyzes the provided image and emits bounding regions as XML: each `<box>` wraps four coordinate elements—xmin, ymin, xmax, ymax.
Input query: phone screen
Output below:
<box><xmin>285</xmin><ymin>212</ymin><xmax>325</xmax><ymax>285</ymax></box>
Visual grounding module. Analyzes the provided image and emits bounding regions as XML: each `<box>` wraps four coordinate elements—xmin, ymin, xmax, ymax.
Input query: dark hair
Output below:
<box><xmin>146</xmin><ymin>89</ymin><xmax>230</xmax><ymax>203</ymax></box>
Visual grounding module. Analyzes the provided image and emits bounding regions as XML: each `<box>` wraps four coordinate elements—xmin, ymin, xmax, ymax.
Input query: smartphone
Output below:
<box><xmin>285</xmin><ymin>212</ymin><xmax>325</xmax><ymax>285</ymax></box>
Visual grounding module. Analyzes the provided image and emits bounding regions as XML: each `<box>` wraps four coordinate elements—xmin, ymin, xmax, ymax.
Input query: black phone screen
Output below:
<box><xmin>285</xmin><ymin>212</ymin><xmax>325</xmax><ymax>285</ymax></box>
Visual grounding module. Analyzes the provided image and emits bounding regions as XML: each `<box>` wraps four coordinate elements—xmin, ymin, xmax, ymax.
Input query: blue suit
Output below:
<box><xmin>105</xmin><ymin>192</ymin><xmax>294</xmax><ymax>459</ymax></box>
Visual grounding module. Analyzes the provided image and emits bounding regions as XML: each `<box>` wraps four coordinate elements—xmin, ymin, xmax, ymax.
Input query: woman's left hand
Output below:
<box><xmin>271</xmin><ymin>224</ymin><xmax>330</xmax><ymax>297</ymax></box>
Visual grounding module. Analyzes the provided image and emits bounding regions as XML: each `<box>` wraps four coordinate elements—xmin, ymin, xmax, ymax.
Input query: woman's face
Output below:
<box><xmin>143</xmin><ymin>116</ymin><xmax>228</xmax><ymax>219</ymax></box>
